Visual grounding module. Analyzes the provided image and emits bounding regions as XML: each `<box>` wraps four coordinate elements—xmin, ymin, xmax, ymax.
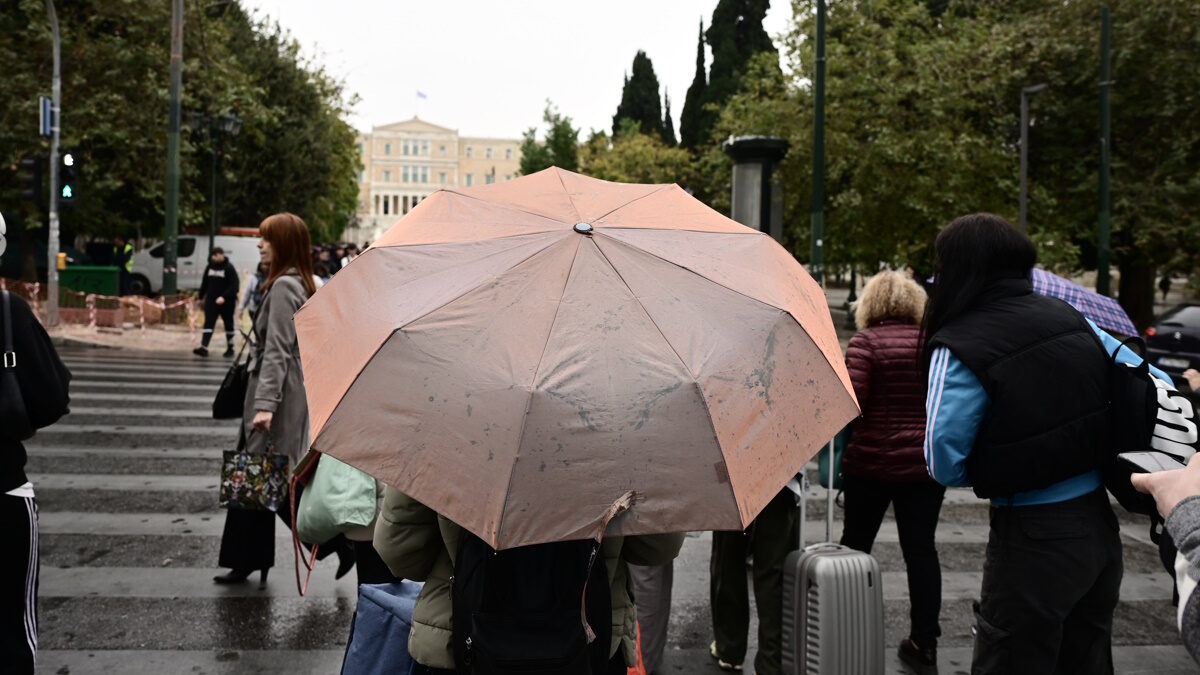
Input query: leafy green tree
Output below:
<box><xmin>680</xmin><ymin>21</ymin><xmax>708</xmax><ymax>149</ymax></box>
<box><xmin>612</xmin><ymin>51</ymin><xmax>664</xmax><ymax>139</ymax></box>
<box><xmin>662</xmin><ymin>91</ymin><xmax>677</xmax><ymax>147</ymax></box>
<box><xmin>0</xmin><ymin>0</ymin><xmax>360</xmax><ymax>278</ymax></box>
<box><xmin>581</xmin><ymin>121</ymin><xmax>693</xmax><ymax>186</ymax></box>
<box><xmin>519</xmin><ymin>102</ymin><xmax>580</xmax><ymax>174</ymax></box>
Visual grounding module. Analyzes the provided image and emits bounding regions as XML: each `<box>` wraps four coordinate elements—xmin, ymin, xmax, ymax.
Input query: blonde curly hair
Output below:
<box><xmin>854</xmin><ymin>270</ymin><xmax>927</xmax><ymax>330</ymax></box>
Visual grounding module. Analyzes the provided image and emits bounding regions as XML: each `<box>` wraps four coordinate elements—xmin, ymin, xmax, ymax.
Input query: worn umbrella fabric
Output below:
<box><xmin>1031</xmin><ymin>268</ymin><xmax>1137</xmax><ymax>336</ymax></box>
<box><xmin>296</xmin><ymin>168</ymin><xmax>859</xmax><ymax>550</ymax></box>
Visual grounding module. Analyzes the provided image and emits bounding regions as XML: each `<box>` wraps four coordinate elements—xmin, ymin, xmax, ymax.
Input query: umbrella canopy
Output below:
<box><xmin>1031</xmin><ymin>268</ymin><xmax>1137</xmax><ymax>336</ymax></box>
<box><xmin>296</xmin><ymin>168</ymin><xmax>859</xmax><ymax>550</ymax></box>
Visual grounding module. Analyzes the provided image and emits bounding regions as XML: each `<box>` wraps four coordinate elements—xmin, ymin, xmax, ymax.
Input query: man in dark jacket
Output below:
<box><xmin>194</xmin><ymin>247</ymin><xmax>239</xmax><ymax>357</ymax></box>
<box><xmin>1</xmin><ymin>211</ymin><xmax>72</xmax><ymax>675</ymax></box>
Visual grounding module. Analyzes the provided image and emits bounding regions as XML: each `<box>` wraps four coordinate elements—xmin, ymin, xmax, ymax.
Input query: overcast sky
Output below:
<box><xmin>242</xmin><ymin>1</ymin><xmax>793</xmax><ymax>139</ymax></box>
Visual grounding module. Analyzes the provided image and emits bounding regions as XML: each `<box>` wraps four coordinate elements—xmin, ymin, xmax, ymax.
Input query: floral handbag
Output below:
<box><xmin>219</xmin><ymin>430</ymin><xmax>290</xmax><ymax>512</ymax></box>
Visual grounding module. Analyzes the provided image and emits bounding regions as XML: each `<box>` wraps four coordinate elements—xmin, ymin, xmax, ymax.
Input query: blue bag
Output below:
<box><xmin>342</xmin><ymin>580</ymin><xmax>424</xmax><ymax>675</ymax></box>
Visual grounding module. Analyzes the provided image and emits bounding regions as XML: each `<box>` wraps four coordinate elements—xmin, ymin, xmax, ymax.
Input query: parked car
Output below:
<box><xmin>1145</xmin><ymin>302</ymin><xmax>1200</xmax><ymax>387</ymax></box>
<box><xmin>130</xmin><ymin>234</ymin><xmax>260</xmax><ymax>296</ymax></box>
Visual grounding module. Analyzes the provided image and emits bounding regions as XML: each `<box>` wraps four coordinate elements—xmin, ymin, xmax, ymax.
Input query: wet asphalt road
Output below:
<box><xmin>29</xmin><ymin>345</ymin><xmax>1199</xmax><ymax>674</ymax></box>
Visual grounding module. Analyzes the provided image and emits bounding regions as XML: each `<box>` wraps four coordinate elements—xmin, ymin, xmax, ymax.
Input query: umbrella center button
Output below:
<box><xmin>573</xmin><ymin>222</ymin><xmax>594</xmax><ymax>235</ymax></box>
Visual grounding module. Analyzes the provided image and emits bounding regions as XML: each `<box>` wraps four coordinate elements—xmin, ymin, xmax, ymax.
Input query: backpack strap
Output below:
<box><xmin>580</xmin><ymin>490</ymin><xmax>636</xmax><ymax>644</ymax></box>
<box><xmin>2</xmin><ymin>291</ymin><xmax>15</xmax><ymax>369</ymax></box>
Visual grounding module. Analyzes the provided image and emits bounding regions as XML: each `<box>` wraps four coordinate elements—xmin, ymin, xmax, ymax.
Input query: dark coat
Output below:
<box><xmin>198</xmin><ymin>259</ymin><xmax>239</xmax><ymax>304</ymax></box>
<box><xmin>842</xmin><ymin>320</ymin><xmax>931</xmax><ymax>483</ymax></box>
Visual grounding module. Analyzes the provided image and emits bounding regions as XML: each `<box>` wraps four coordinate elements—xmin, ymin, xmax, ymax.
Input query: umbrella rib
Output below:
<box><xmin>553</xmin><ymin>168</ymin><xmax>584</xmax><ymax>223</ymax></box>
<box><xmin>589</xmin><ymin>235</ymin><xmax>769</xmax><ymax>528</ymax></box>
<box><xmin>440</xmin><ymin>187</ymin><xmax>574</xmax><ymax>226</ymax></box>
<box><xmin>589</xmin><ymin>185</ymin><xmax>672</xmax><ymax>223</ymax></box>
<box><xmin>370</xmin><ymin>227</ymin><xmax>567</xmax><ymax>250</ymax></box>
<box><xmin>494</xmin><ymin>235</ymin><xmax>585</xmax><ymax>548</ymax></box>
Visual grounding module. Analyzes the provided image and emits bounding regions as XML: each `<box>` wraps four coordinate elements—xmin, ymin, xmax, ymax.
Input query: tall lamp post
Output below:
<box><xmin>1019</xmin><ymin>83</ymin><xmax>1048</xmax><ymax>234</ymax></box>
<box><xmin>810</xmin><ymin>0</ymin><xmax>827</xmax><ymax>286</ymax></box>
<box><xmin>44</xmin><ymin>0</ymin><xmax>61</xmax><ymax>326</ymax></box>
<box><xmin>163</xmin><ymin>0</ymin><xmax>183</xmax><ymax>295</ymax></box>
<box><xmin>189</xmin><ymin>112</ymin><xmax>242</xmax><ymax>254</ymax></box>
<box><xmin>1096</xmin><ymin>6</ymin><xmax>1113</xmax><ymax>297</ymax></box>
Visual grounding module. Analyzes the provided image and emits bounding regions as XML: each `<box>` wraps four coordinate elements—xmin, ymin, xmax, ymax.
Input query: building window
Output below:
<box><xmin>439</xmin><ymin>144</ymin><xmax>447</xmax><ymax>157</ymax></box>
<box><xmin>465</xmin><ymin>173</ymin><xmax>473</xmax><ymax>187</ymax></box>
<box><xmin>384</xmin><ymin>143</ymin><xmax>391</xmax><ymax>155</ymax></box>
<box><xmin>357</xmin><ymin>142</ymin><xmax>364</xmax><ymax>154</ymax></box>
<box><xmin>374</xmin><ymin>195</ymin><xmax>380</xmax><ymax>214</ymax></box>
<box><xmin>403</xmin><ymin>140</ymin><xmax>409</xmax><ymax>156</ymax></box>
<box><xmin>504</xmin><ymin>174</ymin><xmax>511</xmax><ymax>181</ymax></box>
<box><xmin>402</xmin><ymin>166</ymin><xmax>410</xmax><ymax>183</ymax></box>
<box><xmin>383</xmin><ymin>197</ymin><xmax>390</xmax><ymax>215</ymax></box>
<box><xmin>505</xmin><ymin>148</ymin><xmax>513</xmax><ymax>160</ymax></box>
<box><xmin>439</xmin><ymin>171</ymin><xmax>447</xmax><ymax>185</ymax></box>
<box><xmin>485</xmin><ymin>173</ymin><xmax>495</xmax><ymax>185</ymax></box>
<box><xmin>486</xmin><ymin>147</ymin><xmax>493</xmax><ymax>159</ymax></box>
<box><xmin>421</xmin><ymin>141</ymin><xmax>429</xmax><ymax>155</ymax></box>
<box><xmin>466</xmin><ymin>147</ymin><xmax>473</xmax><ymax>158</ymax></box>
<box><xmin>360</xmin><ymin>171</ymin><xmax>365</xmax><ymax>182</ymax></box>
<box><xmin>383</xmin><ymin>170</ymin><xmax>391</xmax><ymax>182</ymax></box>
<box><xmin>394</xmin><ymin>195</ymin><xmax>400</xmax><ymax>214</ymax></box>
<box><xmin>422</xmin><ymin>167</ymin><xmax>429</xmax><ymax>183</ymax></box>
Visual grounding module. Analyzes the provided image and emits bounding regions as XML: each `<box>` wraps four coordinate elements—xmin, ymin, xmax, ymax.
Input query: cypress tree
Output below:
<box><xmin>696</xmin><ymin>0</ymin><xmax>776</xmax><ymax>146</ymax></box>
<box><xmin>612</xmin><ymin>50</ymin><xmax>664</xmax><ymax>138</ymax></box>
<box><xmin>662</xmin><ymin>91</ymin><xmax>677</xmax><ymax>146</ymax></box>
<box><xmin>679</xmin><ymin>20</ymin><xmax>708</xmax><ymax>149</ymax></box>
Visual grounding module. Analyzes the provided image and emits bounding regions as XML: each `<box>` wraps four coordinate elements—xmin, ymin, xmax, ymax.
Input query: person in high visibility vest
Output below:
<box><xmin>113</xmin><ymin>236</ymin><xmax>134</xmax><ymax>296</ymax></box>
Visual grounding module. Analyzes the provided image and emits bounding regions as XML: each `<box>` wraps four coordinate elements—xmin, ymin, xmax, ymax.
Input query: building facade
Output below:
<box><xmin>349</xmin><ymin>118</ymin><xmax>523</xmax><ymax>244</ymax></box>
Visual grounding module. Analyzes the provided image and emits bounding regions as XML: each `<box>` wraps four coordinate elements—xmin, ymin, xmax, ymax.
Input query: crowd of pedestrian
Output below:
<box><xmin>10</xmin><ymin>207</ymin><xmax>1200</xmax><ymax>675</ymax></box>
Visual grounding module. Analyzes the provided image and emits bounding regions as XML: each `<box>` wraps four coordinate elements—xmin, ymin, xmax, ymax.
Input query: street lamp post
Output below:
<box><xmin>1019</xmin><ymin>83</ymin><xmax>1048</xmax><ymax>234</ymax></box>
<box><xmin>1097</xmin><ymin>6</ymin><xmax>1113</xmax><ymax>297</ymax></box>
<box><xmin>163</xmin><ymin>0</ymin><xmax>183</xmax><ymax>295</ymax></box>
<box><xmin>44</xmin><ymin>0</ymin><xmax>61</xmax><ymax>327</ymax></box>
<box><xmin>190</xmin><ymin>113</ymin><xmax>242</xmax><ymax>254</ymax></box>
<box><xmin>811</xmin><ymin>0</ymin><xmax>827</xmax><ymax>286</ymax></box>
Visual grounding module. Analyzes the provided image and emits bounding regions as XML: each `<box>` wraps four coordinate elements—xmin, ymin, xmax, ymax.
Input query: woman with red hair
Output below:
<box><xmin>214</xmin><ymin>213</ymin><xmax>353</xmax><ymax>585</ymax></box>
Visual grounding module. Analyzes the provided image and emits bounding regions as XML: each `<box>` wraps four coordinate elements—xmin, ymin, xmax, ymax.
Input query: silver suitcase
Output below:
<box><xmin>782</xmin><ymin>442</ymin><xmax>885</xmax><ymax>675</ymax></box>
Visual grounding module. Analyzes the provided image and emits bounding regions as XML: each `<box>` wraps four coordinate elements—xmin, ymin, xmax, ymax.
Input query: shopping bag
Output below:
<box><xmin>219</xmin><ymin>432</ymin><xmax>289</xmax><ymax>512</ymax></box>
<box><xmin>342</xmin><ymin>581</ymin><xmax>424</xmax><ymax>675</ymax></box>
<box><xmin>295</xmin><ymin>451</ymin><xmax>377</xmax><ymax>546</ymax></box>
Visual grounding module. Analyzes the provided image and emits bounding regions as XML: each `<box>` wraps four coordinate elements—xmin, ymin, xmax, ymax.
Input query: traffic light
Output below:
<box><xmin>59</xmin><ymin>149</ymin><xmax>77</xmax><ymax>204</ymax></box>
<box><xmin>18</xmin><ymin>157</ymin><xmax>44</xmax><ymax>209</ymax></box>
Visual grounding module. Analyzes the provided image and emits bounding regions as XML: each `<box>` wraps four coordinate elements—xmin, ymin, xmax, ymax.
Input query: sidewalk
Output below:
<box><xmin>48</xmin><ymin>323</ymin><xmax>240</xmax><ymax>353</ymax></box>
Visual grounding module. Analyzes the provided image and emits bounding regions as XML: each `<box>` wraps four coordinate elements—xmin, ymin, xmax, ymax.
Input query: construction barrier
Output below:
<box><xmin>0</xmin><ymin>278</ymin><xmax>200</xmax><ymax>334</ymax></box>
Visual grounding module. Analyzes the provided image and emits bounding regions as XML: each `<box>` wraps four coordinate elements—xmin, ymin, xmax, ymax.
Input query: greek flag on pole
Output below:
<box><xmin>416</xmin><ymin>91</ymin><xmax>427</xmax><ymax>100</ymax></box>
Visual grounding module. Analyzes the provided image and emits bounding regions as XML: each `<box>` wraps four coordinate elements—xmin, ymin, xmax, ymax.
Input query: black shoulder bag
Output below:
<box><xmin>1</xmin><ymin>291</ymin><xmax>35</xmax><ymax>441</ymax></box>
<box><xmin>212</xmin><ymin>333</ymin><xmax>252</xmax><ymax>419</ymax></box>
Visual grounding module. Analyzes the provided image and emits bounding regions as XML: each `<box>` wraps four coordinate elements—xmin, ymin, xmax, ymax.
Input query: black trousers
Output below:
<box><xmin>972</xmin><ymin>488</ymin><xmax>1122</xmax><ymax>675</ymax></box>
<box><xmin>201</xmin><ymin>299</ymin><xmax>235</xmax><ymax>348</ymax></box>
<box><xmin>1</xmin><ymin>494</ymin><xmax>38</xmax><ymax>675</ymax></box>
<box><xmin>839</xmin><ymin>474</ymin><xmax>945</xmax><ymax>648</ymax></box>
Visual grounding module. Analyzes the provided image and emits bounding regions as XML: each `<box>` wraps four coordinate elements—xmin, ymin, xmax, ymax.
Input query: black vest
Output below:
<box><xmin>929</xmin><ymin>278</ymin><xmax>1111</xmax><ymax>498</ymax></box>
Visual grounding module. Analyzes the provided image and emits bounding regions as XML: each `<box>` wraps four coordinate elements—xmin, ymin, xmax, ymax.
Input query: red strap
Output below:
<box><xmin>581</xmin><ymin>491</ymin><xmax>636</xmax><ymax>644</ymax></box>
<box><xmin>290</xmin><ymin>472</ymin><xmax>320</xmax><ymax>596</ymax></box>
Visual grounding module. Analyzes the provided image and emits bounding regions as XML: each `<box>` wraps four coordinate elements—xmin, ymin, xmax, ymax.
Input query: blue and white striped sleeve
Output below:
<box><xmin>924</xmin><ymin>346</ymin><xmax>990</xmax><ymax>487</ymax></box>
<box><xmin>1087</xmin><ymin>319</ymin><xmax>1173</xmax><ymax>384</ymax></box>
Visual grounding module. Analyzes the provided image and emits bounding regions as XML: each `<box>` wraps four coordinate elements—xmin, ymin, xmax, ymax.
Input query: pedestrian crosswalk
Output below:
<box><xmin>28</xmin><ymin>347</ymin><xmax>1199</xmax><ymax>674</ymax></box>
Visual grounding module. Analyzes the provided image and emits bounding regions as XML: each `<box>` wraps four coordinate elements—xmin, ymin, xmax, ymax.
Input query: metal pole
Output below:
<box><xmin>1097</xmin><ymin>6</ymin><xmax>1113</xmax><ymax>297</ymax></box>
<box><xmin>45</xmin><ymin>0</ymin><xmax>60</xmax><ymax>327</ymax></box>
<box><xmin>163</xmin><ymin>0</ymin><xmax>183</xmax><ymax>295</ymax></box>
<box><xmin>1019</xmin><ymin>91</ymin><xmax>1029</xmax><ymax>234</ymax></box>
<box><xmin>1018</xmin><ymin>84</ymin><xmax>1047</xmax><ymax>234</ymax></box>
<box><xmin>209</xmin><ymin>126</ymin><xmax>217</xmax><ymax>255</ymax></box>
<box><xmin>810</xmin><ymin>0</ymin><xmax>826</xmax><ymax>287</ymax></box>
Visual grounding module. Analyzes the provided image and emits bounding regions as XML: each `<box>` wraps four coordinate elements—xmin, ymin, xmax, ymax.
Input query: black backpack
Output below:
<box><xmin>1101</xmin><ymin>335</ymin><xmax>1198</xmax><ymax>515</ymax></box>
<box><xmin>451</xmin><ymin>533</ymin><xmax>612</xmax><ymax>675</ymax></box>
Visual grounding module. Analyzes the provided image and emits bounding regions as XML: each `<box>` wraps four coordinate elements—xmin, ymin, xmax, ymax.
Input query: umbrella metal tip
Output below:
<box><xmin>573</xmin><ymin>222</ymin><xmax>593</xmax><ymax>235</ymax></box>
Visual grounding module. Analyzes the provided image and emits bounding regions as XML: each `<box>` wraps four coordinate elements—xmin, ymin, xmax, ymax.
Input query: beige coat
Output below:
<box><xmin>373</xmin><ymin>487</ymin><xmax>685</xmax><ymax>670</ymax></box>
<box><xmin>242</xmin><ymin>272</ymin><xmax>309</xmax><ymax>467</ymax></box>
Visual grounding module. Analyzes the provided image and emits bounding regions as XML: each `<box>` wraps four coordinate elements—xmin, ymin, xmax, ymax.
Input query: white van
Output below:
<box><xmin>130</xmin><ymin>235</ymin><xmax>261</xmax><ymax>295</ymax></box>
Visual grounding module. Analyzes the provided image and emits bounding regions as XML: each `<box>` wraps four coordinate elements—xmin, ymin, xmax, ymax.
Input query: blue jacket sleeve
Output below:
<box><xmin>1088</xmin><ymin>319</ymin><xmax>1173</xmax><ymax>383</ymax></box>
<box><xmin>924</xmin><ymin>346</ymin><xmax>989</xmax><ymax>487</ymax></box>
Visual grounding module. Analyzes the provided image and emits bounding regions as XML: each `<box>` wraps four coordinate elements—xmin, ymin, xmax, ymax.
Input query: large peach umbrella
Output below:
<box><xmin>296</xmin><ymin>167</ymin><xmax>858</xmax><ymax>550</ymax></box>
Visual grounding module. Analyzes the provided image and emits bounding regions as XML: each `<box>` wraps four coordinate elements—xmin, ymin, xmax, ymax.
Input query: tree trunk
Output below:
<box><xmin>1117</xmin><ymin>258</ymin><xmax>1156</xmax><ymax>333</ymax></box>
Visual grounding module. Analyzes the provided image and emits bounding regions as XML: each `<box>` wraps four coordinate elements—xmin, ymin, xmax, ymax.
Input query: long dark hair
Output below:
<box><xmin>919</xmin><ymin>213</ymin><xmax>1037</xmax><ymax>371</ymax></box>
<box><xmin>260</xmin><ymin>212</ymin><xmax>317</xmax><ymax>297</ymax></box>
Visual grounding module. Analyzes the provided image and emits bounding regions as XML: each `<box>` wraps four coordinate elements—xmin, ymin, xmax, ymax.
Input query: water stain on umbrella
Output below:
<box><xmin>743</xmin><ymin>326</ymin><xmax>779</xmax><ymax>406</ymax></box>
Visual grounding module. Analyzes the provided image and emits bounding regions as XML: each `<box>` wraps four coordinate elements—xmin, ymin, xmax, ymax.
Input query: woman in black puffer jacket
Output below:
<box><xmin>840</xmin><ymin>270</ymin><xmax>943</xmax><ymax>671</ymax></box>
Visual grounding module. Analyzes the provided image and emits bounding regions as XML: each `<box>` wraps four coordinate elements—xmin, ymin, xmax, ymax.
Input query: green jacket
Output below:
<box><xmin>373</xmin><ymin>487</ymin><xmax>685</xmax><ymax>670</ymax></box>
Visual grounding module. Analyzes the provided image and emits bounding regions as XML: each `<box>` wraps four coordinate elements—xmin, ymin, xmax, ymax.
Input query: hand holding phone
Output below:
<box><xmin>1130</xmin><ymin>452</ymin><xmax>1200</xmax><ymax>519</ymax></box>
<box><xmin>1119</xmin><ymin>451</ymin><xmax>1187</xmax><ymax>474</ymax></box>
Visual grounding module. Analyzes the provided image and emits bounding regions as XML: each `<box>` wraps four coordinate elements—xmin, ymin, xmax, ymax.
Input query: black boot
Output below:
<box><xmin>213</xmin><ymin>568</ymin><xmax>252</xmax><ymax>584</ymax></box>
